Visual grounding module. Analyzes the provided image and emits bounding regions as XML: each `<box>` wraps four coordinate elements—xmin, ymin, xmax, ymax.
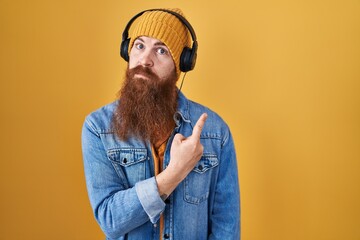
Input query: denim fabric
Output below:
<box><xmin>82</xmin><ymin>92</ymin><xmax>241</xmax><ymax>240</ymax></box>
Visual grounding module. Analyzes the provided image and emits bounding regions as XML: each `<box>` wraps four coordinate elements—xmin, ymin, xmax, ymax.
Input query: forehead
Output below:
<box><xmin>135</xmin><ymin>36</ymin><xmax>168</xmax><ymax>47</ymax></box>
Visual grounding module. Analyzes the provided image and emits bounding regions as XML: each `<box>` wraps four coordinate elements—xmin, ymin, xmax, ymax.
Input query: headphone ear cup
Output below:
<box><xmin>120</xmin><ymin>38</ymin><xmax>130</xmax><ymax>62</ymax></box>
<box><xmin>180</xmin><ymin>47</ymin><xmax>195</xmax><ymax>72</ymax></box>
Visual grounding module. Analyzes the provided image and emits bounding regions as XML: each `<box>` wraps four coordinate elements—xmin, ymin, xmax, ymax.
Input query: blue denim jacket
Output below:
<box><xmin>82</xmin><ymin>92</ymin><xmax>240</xmax><ymax>240</ymax></box>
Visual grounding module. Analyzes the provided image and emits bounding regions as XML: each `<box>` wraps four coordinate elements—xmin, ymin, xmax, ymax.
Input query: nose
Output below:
<box><xmin>138</xmin><ymin>50</ymin><xmax>153</xmax><ymax>67</ymax></box>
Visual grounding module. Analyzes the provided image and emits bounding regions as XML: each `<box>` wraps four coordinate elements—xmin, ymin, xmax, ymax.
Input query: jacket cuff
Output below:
<box><xmin>135</xmin><ymin>177</ymin><xmax>165</xmax><ymax>224</ymax></box>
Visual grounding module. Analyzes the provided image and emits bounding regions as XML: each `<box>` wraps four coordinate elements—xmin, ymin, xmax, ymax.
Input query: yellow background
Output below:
<box><xmin>1</xmin><ymin>0</ymin><xmax>359</xmax><ymax>239</ymax></box>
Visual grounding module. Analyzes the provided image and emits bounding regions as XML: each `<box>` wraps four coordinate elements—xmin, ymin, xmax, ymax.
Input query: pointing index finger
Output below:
<box><xmin>192</xmin><ymin>113</ymin><xmax>208</xmax><ymax>139</ymax></box>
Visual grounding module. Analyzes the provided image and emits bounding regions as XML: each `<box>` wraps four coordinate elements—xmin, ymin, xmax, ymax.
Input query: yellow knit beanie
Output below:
<box><xmin>128</xmin><ymin>8</ymin><xmax>192</xmax><ymax>77</ymax></box>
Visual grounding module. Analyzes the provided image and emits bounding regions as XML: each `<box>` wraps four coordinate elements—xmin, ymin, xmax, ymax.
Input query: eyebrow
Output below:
<box><xmin>154</xmin><ymin>41</ymin><xmax>166</xmax><ymax>46</ymax></box>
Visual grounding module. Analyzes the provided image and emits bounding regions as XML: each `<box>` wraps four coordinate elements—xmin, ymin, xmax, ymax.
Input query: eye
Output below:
<box><xmin>156</xmin><ymin>47</ymin><xmax>168</xmax><ymax>55</ymax></box>
<box><xmin>135</xmin><ymin>43</ymin><xmax>144</xmax><ymax>50</ymax></box>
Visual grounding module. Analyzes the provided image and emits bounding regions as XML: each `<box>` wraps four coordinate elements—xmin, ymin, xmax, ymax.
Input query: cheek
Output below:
<box><xmin>128</xmin><ymin>60</ymin><xmax>136</xmax><ymax>69</ymax></box>
<box><xmin>128</xmin><ymin>56</ymin><xmax>136</xmax><ymax>69</ymax></box>
<box><xmin>155</xmin><ymin>66</ymin><xmax>170</xmax><ymax>79</ymax></box>
<box><xmin>162</xmin><ymin>61</ymin><xmax>176</xmax><ymax>77</ymax></box>
<box><xmin>128</xmin><ymin>48</ymin><xmax>138</xmax><ymax>69</ymax></box>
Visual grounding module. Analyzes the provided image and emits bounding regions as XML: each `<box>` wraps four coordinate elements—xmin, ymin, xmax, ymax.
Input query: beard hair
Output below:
<box><xmin>112</xmin><ymin>65</ymin><xmax>178</xmax><ymax>144</ymax></box>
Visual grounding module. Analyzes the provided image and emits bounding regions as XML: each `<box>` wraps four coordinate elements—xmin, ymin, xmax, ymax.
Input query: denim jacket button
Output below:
<box><xmin>164</xmin><ymin>234</ymin><xmax>170</xmax><ymax>239</ymax></box>
<box><xmin>122</xmin><ymin>158</ymin><xmax>127</xmax><ymax>164</ymax></box>
<box><xmin>198</xmin><ymin>165</ymin><xmax>203</xmax><ymax>171</ymax></box>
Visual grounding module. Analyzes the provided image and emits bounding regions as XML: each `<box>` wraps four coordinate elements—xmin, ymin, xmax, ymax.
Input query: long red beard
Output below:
<box><xmin>112</xmin><ymin>65</ymin><xmax>178</xmax><ymax>144</ymax></box>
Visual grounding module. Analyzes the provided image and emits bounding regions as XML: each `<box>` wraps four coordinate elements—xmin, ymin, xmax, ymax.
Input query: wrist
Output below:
<box><xmin>155</xmin><ymin>166</ymin><xmax>183</xmax><ymax>198</ymax></box>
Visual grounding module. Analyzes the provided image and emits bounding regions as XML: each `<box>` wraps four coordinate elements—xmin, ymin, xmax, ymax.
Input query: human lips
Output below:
<box><xmin>134</xmin><ymin>73</ymin><xmax>150</xmax><ymax>80</ymax></box>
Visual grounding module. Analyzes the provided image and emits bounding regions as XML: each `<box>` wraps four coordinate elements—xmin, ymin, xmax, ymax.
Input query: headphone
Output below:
<box><xmin>120</xmin><ymin>9</ymin><xmax>198</xmax><ymax>72</ymax></box>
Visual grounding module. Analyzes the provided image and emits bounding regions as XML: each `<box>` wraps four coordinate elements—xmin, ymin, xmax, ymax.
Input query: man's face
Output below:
<box><xmin>128</xmin><ymin>36</ymin><xmax>176</xmax><ymax>81</ymax></box>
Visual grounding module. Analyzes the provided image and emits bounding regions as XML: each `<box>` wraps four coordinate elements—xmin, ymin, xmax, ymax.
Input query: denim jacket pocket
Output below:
<box><xmin>184</xmin><ymin>153</ymin><xmax>219</xmax><ymax>204</ymax></box>
<box><xmin>107</xmin><ymin>148</ymin><xmax>148</xmax><ymax>187</ymax></box>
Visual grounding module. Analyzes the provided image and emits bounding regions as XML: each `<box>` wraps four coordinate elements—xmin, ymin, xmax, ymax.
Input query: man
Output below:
<box><xmin>82</xmin><ymin>8</ymin><xmax>240</xmax><ymax>240</ymax></box>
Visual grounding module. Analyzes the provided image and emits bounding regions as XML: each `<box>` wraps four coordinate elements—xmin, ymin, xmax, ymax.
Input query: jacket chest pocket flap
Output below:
<box><xmin>184</xmin><ymin>154</ymin><xmax>219</xmax><ymax>204</ymax></box>
<box><xmin>192</xmin><ymin>154</ymin><xmax>219</xmax><ymax>174</ymax></box>
<box><xmin>107</xmin><ymin>148</ymin><xmax>148</xmax><ymax>186</ymax></box>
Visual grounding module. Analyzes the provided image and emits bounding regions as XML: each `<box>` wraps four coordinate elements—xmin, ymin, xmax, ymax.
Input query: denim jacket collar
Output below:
<box><xmin>174</xmin><ymin>90</ymin><xmax>191</xmax><ymax>127</ymax></box>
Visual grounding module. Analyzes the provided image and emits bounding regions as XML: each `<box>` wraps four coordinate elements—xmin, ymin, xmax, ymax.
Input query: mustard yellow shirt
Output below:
<box><xmin>151</xmin><ymin>141</ymin><xmax>167</xmax><ymax>239</ymax></box>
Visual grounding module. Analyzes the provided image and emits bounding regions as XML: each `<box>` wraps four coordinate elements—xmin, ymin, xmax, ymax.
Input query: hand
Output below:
<box><xmin>156</xmin><ymin>113</ymin><xmax>208</xmax><ymax>198</ymax></box>
<box><xmin>167</xmin><ymin>113</ymin><xmax>208</xmax><ymax>181</ymax></box>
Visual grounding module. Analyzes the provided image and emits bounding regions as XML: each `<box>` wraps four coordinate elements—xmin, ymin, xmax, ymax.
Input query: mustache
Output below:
<box><xmin>127</xmin><ymin>65</ymin><xmax>159</xmax><ymax>81</ymax></box>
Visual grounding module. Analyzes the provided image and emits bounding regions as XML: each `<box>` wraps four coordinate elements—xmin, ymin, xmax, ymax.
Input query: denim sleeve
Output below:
<box><xmin>81</xmin><ymin>119</ymin><xmax>165</xmax><ymax>239</ymax></box>
<box><xmin>209</xmin><ymin>128</ymin><xmax>241</xmax><ymax>240</ymax></box>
